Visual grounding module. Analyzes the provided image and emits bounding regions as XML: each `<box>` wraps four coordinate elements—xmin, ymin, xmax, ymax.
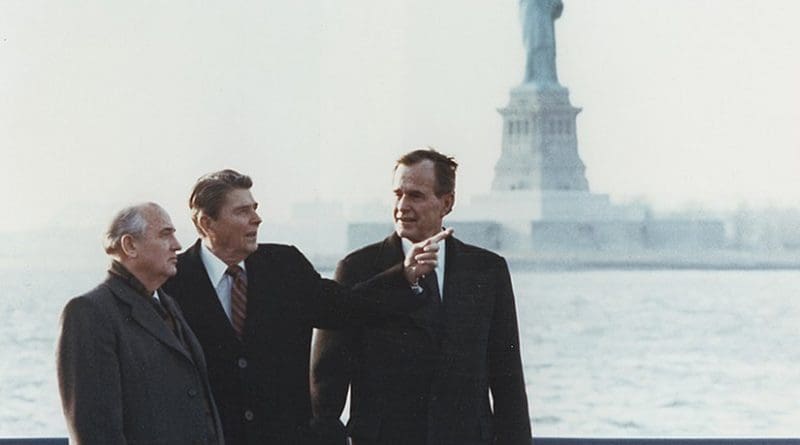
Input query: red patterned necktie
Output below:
<box><xmin>226</xmin><ymin>265</ymin><xmax>248</xmax><ymax>338</ymax></box>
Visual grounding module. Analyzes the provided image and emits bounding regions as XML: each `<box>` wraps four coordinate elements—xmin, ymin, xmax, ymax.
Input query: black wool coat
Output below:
<box><xmin>163</xmin><ymin>239</ymin><xmax>420</xmax><ymax>445</ymax></box>
<box><xmin>311</xmin><ymin>234</ymin><xmax>531</xmax><ymax>445</ymax></box>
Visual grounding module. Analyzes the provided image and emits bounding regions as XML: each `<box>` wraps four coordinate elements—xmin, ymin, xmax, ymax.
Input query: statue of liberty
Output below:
<box><xmin>519</xmin><ymin>0</ymin><xmax>563</xmax><ymax>87</ymax></box>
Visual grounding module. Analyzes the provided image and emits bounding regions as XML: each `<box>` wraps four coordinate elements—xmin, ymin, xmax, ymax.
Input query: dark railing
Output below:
<box><xmin>0</xmin><ymin>440</ymin><xmax>68</xmax><ymax>445</ymax></box>
<box><xmin>534</xmin><ymin>439</ymin><xmax>800</xmax><ymax>445</ymax></box>
<box><xmin>2</xmin><ymin>438</ymin><xmax>800</xmax><ymax>445</ymax></box>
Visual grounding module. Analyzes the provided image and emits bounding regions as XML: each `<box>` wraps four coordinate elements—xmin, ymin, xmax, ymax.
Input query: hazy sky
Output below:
<box><xmin>2</xmin><ymin>0</ymin><xmax>799</xmax><ymax>233</ymax></box>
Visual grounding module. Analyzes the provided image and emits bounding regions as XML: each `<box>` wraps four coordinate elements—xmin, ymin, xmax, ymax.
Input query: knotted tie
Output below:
<box><xmin>423</xmin><ymin>270</ymin><xmax>441</xmax><ymax>306</ymax></box>
<box><xmin>422</xmin><ymin>270</ymin><xmax>444</xmax><ymax>340</ymax></box>
<box><xmin>151</xmin><ymin>297</ymin><xmax>178</xmax><ymax>336</ymax></box>
<box><xmin>226</xmin><ymin>265</ymin><xmax>248</xmax><ymax>338</ymax></box>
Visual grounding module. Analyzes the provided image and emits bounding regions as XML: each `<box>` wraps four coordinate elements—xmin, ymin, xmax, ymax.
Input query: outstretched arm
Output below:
<box><xmin>299</xmin><ymin>229</ymin><xmax>454</xmax><ymax>328</ymax></box>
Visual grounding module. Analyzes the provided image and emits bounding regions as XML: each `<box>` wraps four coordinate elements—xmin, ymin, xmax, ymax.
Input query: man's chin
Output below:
<box><xmin>395</xmin><ymin>226</ymin><xmax>410</xmax><ymax>238</ymax></box>
<box><xmin>395</xmin><ymin>227</ymin><xmax>424</xmax><ymax>243</ymax></box>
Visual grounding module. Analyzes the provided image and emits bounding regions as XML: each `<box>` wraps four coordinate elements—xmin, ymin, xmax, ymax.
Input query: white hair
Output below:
<box><xmin>103</xmin><ymin>203</ymin><xmax>157</xmax><ymax>254</ymax></box>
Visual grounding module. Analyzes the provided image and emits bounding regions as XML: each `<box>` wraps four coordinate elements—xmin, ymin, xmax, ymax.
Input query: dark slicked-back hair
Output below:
<box><xmin>189</xmin><ymin>169</ymin><xmax>253</xmax><ymax>233</ymax></box>
<box><xmin>395</xmin><ymin>148</ymin><xmax>458</xmax><ymax>196</ymax></box>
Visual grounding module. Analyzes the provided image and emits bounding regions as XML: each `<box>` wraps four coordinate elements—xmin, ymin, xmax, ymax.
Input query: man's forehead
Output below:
<box><xmin>394</xmin><ymin>164</ymin><xmax>436</xmax><ymax>185</ymax></box>
<box><xmin>144</xmin><ymin>206</ymin><xmax>173</xmax><ymax>229</ymax></box>
<box><xmin>223</xmin><ymin>188</ymin><xmax>256</xmax><ymax>206</ymax></box>
<box><xmin>157</xmin><ymin>221</ymin><xmax>175</xmax><ymax>231</ymax></box>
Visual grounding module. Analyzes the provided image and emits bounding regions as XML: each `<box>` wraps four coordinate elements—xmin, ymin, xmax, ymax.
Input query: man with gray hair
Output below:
<box><xmin>57</xmin><ymin>202</ymin><xmax>224</xmax><ymax>444</ymax></box>
<box><xmin>311</xmin><ymin>149</ymin><xmax>530</xmax><ymax>444</ymax></box>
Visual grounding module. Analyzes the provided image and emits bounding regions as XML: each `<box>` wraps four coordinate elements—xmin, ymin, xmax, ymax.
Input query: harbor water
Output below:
<box><xmin>2</xmin><ymin>266</ymin><xmax>799</xmax><ymax>437</ymax></box>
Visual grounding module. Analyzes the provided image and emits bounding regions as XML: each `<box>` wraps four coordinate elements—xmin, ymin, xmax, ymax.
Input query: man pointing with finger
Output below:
<box><xmin>311</xmin><ymin>148</ymin><xmax>531</xmax><ymax>445</ymax></box>
<box><xmin>163</xmin><ymin>169</ymin><xmax>446</xmax><ymax>445</ymax></box>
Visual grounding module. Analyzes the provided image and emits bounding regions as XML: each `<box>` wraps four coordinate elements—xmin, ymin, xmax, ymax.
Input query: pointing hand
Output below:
<box><xmin>403</xmin><ymin>228</ymin><xmax>454</xmax><ymax>285</ymax></box>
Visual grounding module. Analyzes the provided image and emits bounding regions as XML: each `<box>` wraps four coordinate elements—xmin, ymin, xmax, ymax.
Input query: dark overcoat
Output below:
<box><xmin>311</xmin><ymin>234</ymin><xmax>532</xmax><ymax>445</ymax></box>
<box><xmin>57</xmin><ymin>274</ymin><xmax>224</xmax><ymax>445</ymax></box>
<box><xmin>163</xmin><ymin>240</ymin><xmax>418</xmax><ymax>445</ymax></box>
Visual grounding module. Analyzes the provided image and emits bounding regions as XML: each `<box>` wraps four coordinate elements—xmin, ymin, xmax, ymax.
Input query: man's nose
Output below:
<box><xmin>396</xmin><ymin>195</ymin><xmax>409</xmax><ymax>211</ymax></box>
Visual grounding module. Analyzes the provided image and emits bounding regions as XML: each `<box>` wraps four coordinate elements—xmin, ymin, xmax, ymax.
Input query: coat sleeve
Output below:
<box><xmin>487</xmin><ymin>258</ymin><xmax>532</xmax><ymax>444</ymax></box>
<box><xmin>283</xmin><ymin>245</ymin><xmax>424</xmax><ymax>328</ymax></box>
<box><xmin>56</xmin><ymin>296</ymin><xmax>127</xmax><ymax>445</ymax></box>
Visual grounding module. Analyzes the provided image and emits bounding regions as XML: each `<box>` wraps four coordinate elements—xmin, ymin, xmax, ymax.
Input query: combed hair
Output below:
<box><xmin>189</xmin><ymin>169</ymin><xmax>253</xmax><ymax>234</ymax></box>
<box><xmin>396</xmin><ymin>147</ymin><xmax>458</xmax><ymax>196</ymax></box>
<box><xmin>103</xmin><ymin>203</ymin><xmax>152</xmax><ymax>254</ymax></box>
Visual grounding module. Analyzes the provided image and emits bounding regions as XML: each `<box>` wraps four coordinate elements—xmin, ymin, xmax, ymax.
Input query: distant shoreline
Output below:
<box><xmin>503</xmin><ymin>250</ymin><xmax>800</xmax><ymax>271</ymax></box>
<box><xmin>310</xmin><ymin>250</ymin><xmax>800</xmax><ymax>272</ymax></box>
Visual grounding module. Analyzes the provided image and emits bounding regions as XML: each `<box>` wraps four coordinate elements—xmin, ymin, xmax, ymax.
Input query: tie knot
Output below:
<box><xmin>226</xmin><ymin>265</ymin><xmax>244</xmax><ymax>279</ymax></box>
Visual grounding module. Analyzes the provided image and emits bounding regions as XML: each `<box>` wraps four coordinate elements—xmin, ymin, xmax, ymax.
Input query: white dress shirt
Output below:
<box><xmin>401</xmin><ymin>236</ymin><xmax>446</xmax><ymax>301</ymax></box>
<box><xmin>199</xmin><ymin>242</ymin><xmax>246</xmax><ymax>323</ymax></box>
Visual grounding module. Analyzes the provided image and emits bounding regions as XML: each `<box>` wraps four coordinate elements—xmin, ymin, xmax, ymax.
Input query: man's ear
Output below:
<box><xmin>197</xmin><ymin>214</ymin><xmax>213</xmax><ymax>238</ymax></box>
<box><xmin>120</xmin><ymin>234</ymin><xmax>137</xmax><ymax>258</ymax></box>
<box><xmin>441</xmin><ymin>192</ymin><xmax>455</xmax><ymax>216</ymax></box>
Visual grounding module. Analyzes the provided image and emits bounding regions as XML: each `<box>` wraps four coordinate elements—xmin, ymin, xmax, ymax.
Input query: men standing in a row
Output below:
<box><xmin>311</xmin><ymin>149</ymin><xmax>532</xmax><ymax>444</ymax></box>
<box><xmin>57</xmin><ymin>203</ymin><xmax>224</xmax><ymax>445</ymax></box>
<box><xmin>163</xmin><ymin>169</ymin><xmax>448</xmax><ymax>445</ymax></box>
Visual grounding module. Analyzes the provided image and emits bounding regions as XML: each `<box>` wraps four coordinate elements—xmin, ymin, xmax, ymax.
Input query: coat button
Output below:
<box><xmin>244</xmin><ymin>410</ymin><xmax>254</xmax><ymax>421</ymax></box>
<box><xmin>187</xmin><ymin>388</ymin><xmax>198</xmax><ymax>397</ymax></box>
<box><xmin>238</xmin><ymin>358</ymin><xmax>248</xmax><ymax>369</ymax></box>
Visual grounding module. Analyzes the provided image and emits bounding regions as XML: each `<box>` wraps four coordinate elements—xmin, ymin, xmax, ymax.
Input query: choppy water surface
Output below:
<box><xmin>515</xmin><ymin>269</ymin><xmax>800</xmax><ymax>436</ymax></box>
<box><xmin>2</xmin><ymin>267</ymin><xmax>799</xmax><ymax>437</ymax></box>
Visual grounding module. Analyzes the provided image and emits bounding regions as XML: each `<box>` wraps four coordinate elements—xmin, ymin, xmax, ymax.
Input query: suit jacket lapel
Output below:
<box><xmin>243</xmin><ymin>246</ymin><xmax>277</xmax><ymax>339</ymax></box>
<box><xmin>442</xmin><ymin>236</ymin><xmax>477</xmax><ymax>305</ymax></box>
<box><xmin>104</xmin><ymin>275</ymin><xmax>193</xmax><ymax>363</ymax></box>
<box><xmin>375</xmin><ymin>233</ymin><xmax>405</xmax><ymax>271</ymax></box>
<box><xmin>442</xmin><ymin>236</ymin><xmax>484</xmax><ymax>322</ymax></box>
<box><xmin>182</xmin><ymin>241</ymin><xmax>241</xmax><ymax>346</ymax></box>
<box><xmin>160</xmin><ymin>291</ymin><xmax>207</xmax><ymax>369</ymax></box>
<box><xmin>438</xmin><ymin>236</ymin><xmax>490</xmax><ymax>376</ymax></box>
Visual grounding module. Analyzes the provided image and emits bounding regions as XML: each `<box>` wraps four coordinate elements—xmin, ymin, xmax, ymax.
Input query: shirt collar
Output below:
<box><xmin>400</xmin><ymin>235</ymin><xmax>446</xmax><ymax>280</ymax></box>
<box><xmin>200</xmin><ymin>241</ymin><xmax>246</xmax><ymax>287</ymax></box>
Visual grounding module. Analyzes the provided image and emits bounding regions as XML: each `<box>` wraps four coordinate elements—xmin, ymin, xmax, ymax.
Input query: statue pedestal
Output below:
<box><xmin>510</xmin><ymin>82</ymin><xmax>570</xmax><ymax>106</ymax></box>
<box><xmin>491</xmin><ymin>84</ymin><xmax>588</xmax><ymax>192</ymax></box>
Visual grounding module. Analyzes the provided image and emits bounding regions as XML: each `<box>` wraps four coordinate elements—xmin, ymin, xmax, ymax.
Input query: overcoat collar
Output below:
<box><xmin>103</xmin><ymin>273</ymin><xmax>194</xmax><ymax>363</ymax></box>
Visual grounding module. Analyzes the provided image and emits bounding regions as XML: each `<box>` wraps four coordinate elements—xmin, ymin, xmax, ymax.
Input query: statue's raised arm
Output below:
<box><xmin>520</xmin><ymin>0</ymin><xmax>563</xmax><ymax>87</ymax></box>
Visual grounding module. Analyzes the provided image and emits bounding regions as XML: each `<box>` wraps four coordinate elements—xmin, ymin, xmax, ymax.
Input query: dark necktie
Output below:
<box><xmin>151</xmin><ymin>296</ymin><xmax>178</xmax><ymax>337</ymax></box>
<box><xmin>423</xmin><ymin>270</ymin><xmax>441</xmax><ymax>306</ymax></box>
<box><xmin>226</xmin><ymin>265</ymin><xmax>248</xmax><ymax>338</ymax></box>
<box><xmin>422</xmin><ymin>270</ymin><xmax>444</xmax><ymax>341</ymax></box>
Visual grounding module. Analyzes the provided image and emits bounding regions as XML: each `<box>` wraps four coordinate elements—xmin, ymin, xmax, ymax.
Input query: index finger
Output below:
<box><xmin>425</xmin><ymin>227</ymin><xmax>453</xmax><ymax>245</ymax></box>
